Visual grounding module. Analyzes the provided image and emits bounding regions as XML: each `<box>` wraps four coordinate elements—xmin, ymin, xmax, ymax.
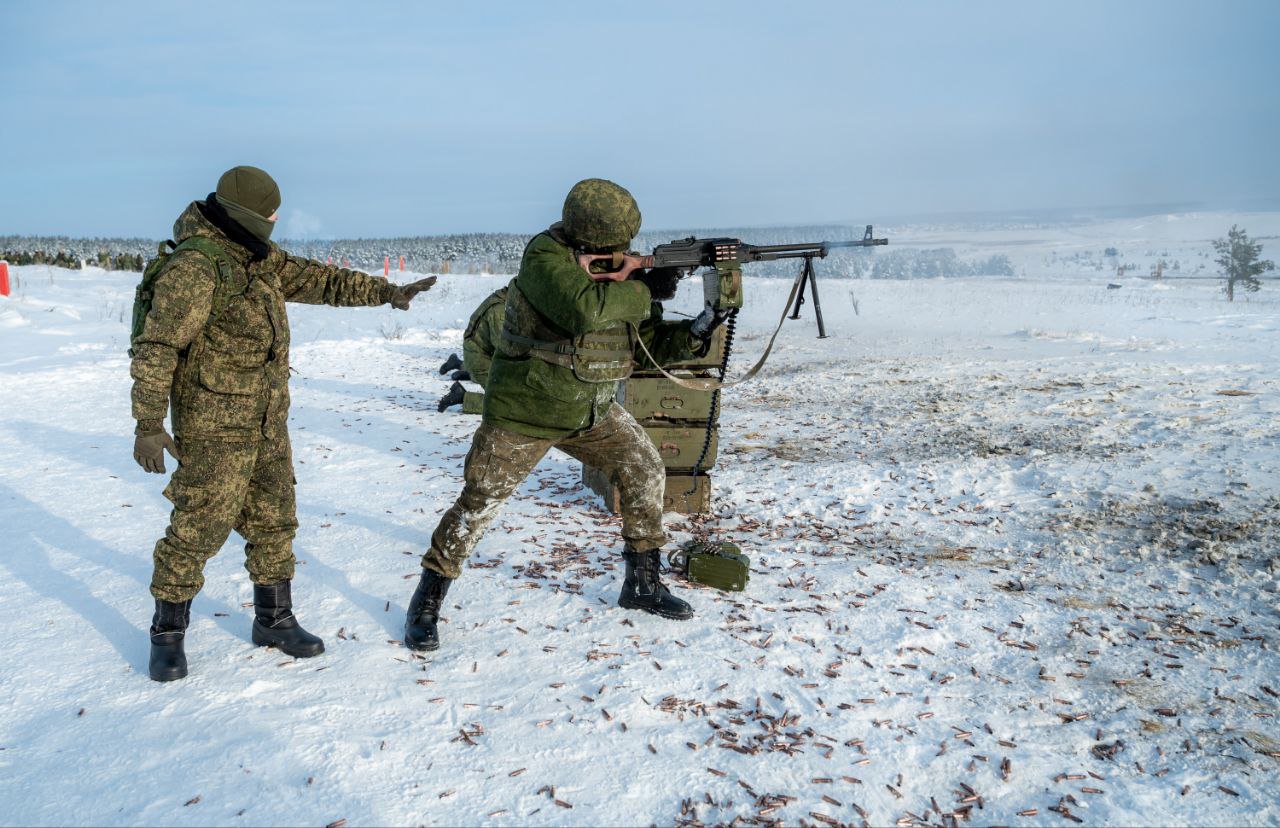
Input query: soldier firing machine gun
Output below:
<box><xmin>581</xmin><ymin>224</ymin><xmax>887</xmax><ymax>338</ymax></box>
<box><xmin>579</xmin><ymin>225</ymin><xmax>888</xmax><ymax>588</ymax></box>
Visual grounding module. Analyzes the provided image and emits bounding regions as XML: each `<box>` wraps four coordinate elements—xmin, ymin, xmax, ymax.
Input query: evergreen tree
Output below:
<box><xmin>1213</xmin><ymin>225</ymin><xmax>1274</xmax><ymax>301</ymax></box>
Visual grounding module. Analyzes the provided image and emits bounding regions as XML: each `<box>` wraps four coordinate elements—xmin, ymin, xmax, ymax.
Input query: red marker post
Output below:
<box><xmin>399</xmin><ymin>255</ymin><xmax>405</xmax><ymax>272</ymax></box>
<box><xmin>384</xmin><ymin>256</ymin><xmax>390</xmax><ymax>276</ymax></box>
<box><xmin>0</xmin><ymin>261</ymin><xmax>9</xmax><ymax>297</ymax></box>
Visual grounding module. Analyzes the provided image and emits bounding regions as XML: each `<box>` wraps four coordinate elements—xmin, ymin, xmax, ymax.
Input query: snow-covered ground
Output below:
<box><xmin>0</xmin><ymin>213</ymin><xmax>1277</xmax><ymax>827</ymax></box>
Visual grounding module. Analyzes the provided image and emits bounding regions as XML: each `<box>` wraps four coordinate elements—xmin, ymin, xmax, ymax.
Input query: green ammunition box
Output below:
<box><xmin>644</xmin><ymin>423</ymin><xmax>718</xmax><ymax>469</ymax></box>
<box><xmin>671</xmin><ymin>540</ymin><xmax>749</xmax><ymax>592</ymax></box>
<box><xmin>617</xmin><ymin>376</ymin><xmax>717</xmax><ymax>422</ymax></box>
<box><xmin>704</xmin><ymin>262</ymin><xmax>743</xmax><ymax>310</ymax></box>
<box><xmin>581</xmin><ymin>465</ymin><xmax>711</xmax><ymax>515</ymax></box>
<box><xmin>661</xmin><ymin>472</ymin><xmax>711</xmax><ymax>513</ymax></box>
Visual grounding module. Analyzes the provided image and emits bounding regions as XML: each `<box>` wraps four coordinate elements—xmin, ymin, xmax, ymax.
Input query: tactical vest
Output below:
<box><xmin>499</xmin><ymin>282</ymin><xmax>635</xmax><ymax>383</ymax></box>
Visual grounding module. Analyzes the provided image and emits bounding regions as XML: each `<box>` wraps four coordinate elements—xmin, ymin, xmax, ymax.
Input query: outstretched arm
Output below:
<box><xmin>277</xmin><ymin>253</ymin><xmax>398</xmax><ymax>307</ymax></box>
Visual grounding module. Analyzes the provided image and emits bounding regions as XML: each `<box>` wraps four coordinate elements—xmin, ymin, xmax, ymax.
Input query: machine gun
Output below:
<box><xmin>578</xmin><ymin>223</ymin><xmax>889</xmax><ymax>507</ymax></box>
<box><xmin>655</xmin><ymin>228</ymin><xmax>889</xmax><ymax>340</ymax></box>
<box><xmin>638</xmin><ymin>224</ymin><xmax>886</xmax><ymax>270</ymax></box>
<box><xmin>581</xmin><ymin>225</ymin><xmax>887</xmax><ymax>338</ymax></box>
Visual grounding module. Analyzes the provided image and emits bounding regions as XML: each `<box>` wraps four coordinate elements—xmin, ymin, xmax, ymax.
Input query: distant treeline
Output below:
<box><xmin>866</xmin><ymin>249</ymin><xmax>1015</xmax><ymax>279</ymax></box>
<box><xmin>287</xmin><ymin>225</ymin><xmax>894</xmax><ymax>277</ymax></box>
<box><xmin>2</xmin><ymin>227</ymin><xmax>1014</xmax><ymax>279</ymax></box>
<box><xmin>1</xmin><ymin>246</ymin><xmax>145</xmax><ymax>271</ymax></box>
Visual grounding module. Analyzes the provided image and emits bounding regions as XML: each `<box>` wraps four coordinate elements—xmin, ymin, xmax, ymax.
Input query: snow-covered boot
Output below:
<box><xmin>149</xmin><ymin>598</ymin><xmax>190</xmax><ymax>682</ymax></box>
<box><xmin>438</xmin><ymin>353</ymin><xmax>463</xmax><ymax>375</ymax></box>
<box><xmin>437</xmin><ymin>381</ymin><xmax>466</xmax><ymax>412</ymax></box>
<box><xmin>404</xmin><ymin>568</ymin><xmax>453</xmax><ymax>651</ymax></box>
<box><xmin>250</xmin><ymin>580</ymin><xmax>325</xmax><ymax>658</ymax></box>
<box><xmin>618</xmin><ymin>548</ymin><xmax>693</xmax><ymax>620</ymax></box>
<box><xmin>450</xmin><ymin>369</ymin><xmax>472</xmax><ymax>382</ymax></box>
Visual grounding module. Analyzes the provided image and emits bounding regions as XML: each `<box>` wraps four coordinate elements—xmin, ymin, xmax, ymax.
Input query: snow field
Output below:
<box><xmin>0</xmin><ymin>215</ymin><xmax>1276</xmax><ymax>827</ymax></box>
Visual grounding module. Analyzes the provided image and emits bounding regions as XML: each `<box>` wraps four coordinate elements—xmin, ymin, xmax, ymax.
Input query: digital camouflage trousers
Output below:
<box><xmin>150</xmin><ymin>432</ymin><xmax>298</xmax><ymax>602</ymax></box>
<box><xmin>422</xmin><ymin>402</ymin><xmax>666</xmax><ymax>579</ymax></box>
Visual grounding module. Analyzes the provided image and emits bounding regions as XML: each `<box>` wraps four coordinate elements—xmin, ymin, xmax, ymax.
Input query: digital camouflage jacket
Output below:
<box><xmin>130</xmin><ymin>201</ymin><xmax>394</xmax><ymax>441</ymax></box>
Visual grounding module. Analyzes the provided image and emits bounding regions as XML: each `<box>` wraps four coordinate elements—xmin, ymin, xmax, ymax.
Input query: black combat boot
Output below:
<box><xmin>450</xmin><ymin>369</ymin><xmax>472</xmax><ymax>382</ymax></box>
<box><xmin>618</xmin><ymin>548</ymin><xmax>694</xmax><ymax>620</ymax></box>
<box><xmin>438</xmin><ymin>353</ymin><xmax>463</xmax><ymax>375</ymax></box>
<box><xmin>149</xmin><ymin>598</ymin><xmax>191</xmax><ymax>682</ymax></box>
<box><xmin>250</xmin><ymin>580</ymin><xmax>325</xmax><ymax>658</ymax></box>
<box><xmin>437</xmin><ymin>381</ymin><xmax>466</xmax><ymax>412</ymax></box>
<box><xmin>404</xmin><ymin>568</ymin><xmax>453</xmax><ymax>651</ymax></box>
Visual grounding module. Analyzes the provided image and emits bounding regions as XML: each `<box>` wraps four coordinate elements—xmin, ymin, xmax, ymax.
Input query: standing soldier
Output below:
<box><xmin>131</xmin><ymin>165</ymin><xmax>436</xmax><ymax>682</ymax></box>
<box><xmin>402</xmin><ymin>178</ymin><xmax>729</xmax><ymax>651</ymax></box>
<box><xmin>437</xmin><ymin>283</ymin><xmax>510</xmax><ymax>413</ymax></box>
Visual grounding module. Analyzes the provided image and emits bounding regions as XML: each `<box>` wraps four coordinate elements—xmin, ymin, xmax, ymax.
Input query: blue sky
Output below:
<box><xmin>2</xmin><ymin>0</ymin><xmax>1277</xmax><ymax>238</ymax></box>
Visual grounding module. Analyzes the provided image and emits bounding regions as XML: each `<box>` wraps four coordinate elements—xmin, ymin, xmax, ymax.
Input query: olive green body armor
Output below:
<box><xmin>500</xmin><ymin>283</ymin><xmax>635</xmax><ymax>383</ymax></box>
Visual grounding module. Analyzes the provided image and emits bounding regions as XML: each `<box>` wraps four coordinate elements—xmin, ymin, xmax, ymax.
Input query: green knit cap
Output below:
<box><xmin>216</xmin><ymin>166</ymin><xmax>281</xmax><ymax>218</ymax></box>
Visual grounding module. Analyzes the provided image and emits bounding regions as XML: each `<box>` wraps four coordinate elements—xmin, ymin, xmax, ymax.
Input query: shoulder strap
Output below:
<box><xmin>173</xmin><ymin>236</ymin><xmax>225</xmax><ymax>265</ymax></box>
<box><xmin>171</xmin><ymin>236</ymin><xmax>247</xmax><ymax>328</ymax></box>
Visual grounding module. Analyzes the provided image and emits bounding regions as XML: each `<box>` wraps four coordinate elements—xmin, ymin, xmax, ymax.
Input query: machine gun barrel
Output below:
<box><xmin>642</xmin><ymin>224</ymin><xmax>887</xmax><ymax>270</ymax></box>
<box><xmin>742</xmin><ymin>226</ymin><xmax>889</xmax><ymax>261</ymax></box>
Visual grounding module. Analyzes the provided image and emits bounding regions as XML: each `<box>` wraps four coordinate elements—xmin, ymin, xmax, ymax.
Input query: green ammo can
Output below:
<box><xmin>670</xmin><ymin>540</ymin><xmax>750</xmax><ymax>592</ymax></box>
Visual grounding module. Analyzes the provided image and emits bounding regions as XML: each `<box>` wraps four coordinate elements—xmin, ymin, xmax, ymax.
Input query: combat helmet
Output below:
<box><xmin>562</xmin><ymin>178</ymin><xmax>641</xmax><ymax>252</ymax></box>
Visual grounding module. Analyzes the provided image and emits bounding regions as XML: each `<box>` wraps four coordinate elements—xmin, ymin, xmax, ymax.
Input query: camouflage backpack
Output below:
<box><xmin>128</xmin><ymin>237</ymin><xmax>233</xmax><ymax>357</ymax></box>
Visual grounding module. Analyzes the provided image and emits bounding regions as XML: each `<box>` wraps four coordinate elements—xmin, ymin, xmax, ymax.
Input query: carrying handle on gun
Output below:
<box><xmin>629</xmin><ymin>267</ymin><xmax>807</xmax><ymax>392</ymax></box>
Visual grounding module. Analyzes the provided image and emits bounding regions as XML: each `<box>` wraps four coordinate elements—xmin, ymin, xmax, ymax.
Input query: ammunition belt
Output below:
<box><xmin>630</xmin><ymin>265</ymin><xmax>808</xmax><ymax>392</ymax></box>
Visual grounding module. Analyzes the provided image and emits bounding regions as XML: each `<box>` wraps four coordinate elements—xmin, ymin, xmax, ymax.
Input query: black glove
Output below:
<box><xmin>390</xmin><ymin>276</ymin><xmax>438</xmax><ymax>310</ymax></box>
<box><xmin>134</xmin><ymin>427</ymin><xmax>181</xmax><ymax>474</ymax></box>
<box><xmin>635</xmin><ymin>266</ymin><xmax>681</xmax><ymax>301</ymax></box>
<box><xmin>690</xmin><ymin>306</ymin><xmax>732</xmax><ymax>341</ymax></box>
